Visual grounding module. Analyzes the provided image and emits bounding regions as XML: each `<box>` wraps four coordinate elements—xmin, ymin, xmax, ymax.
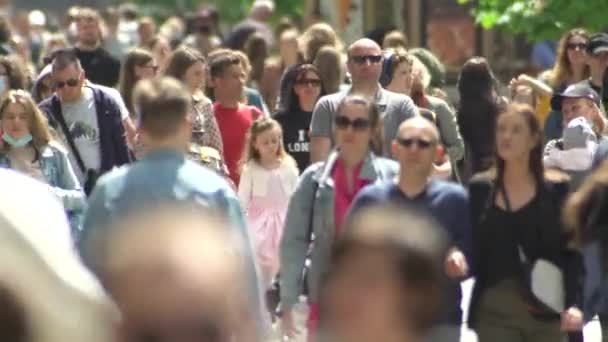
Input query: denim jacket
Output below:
<box><xmin>280</xmin><ymin>150</ymin><xmax>399</xmax><ymax>311</ymax></box>
<box><xmin>0</xmin><ymin>142</ymin><xmax>86</xmax><ymax>236</ymax></box>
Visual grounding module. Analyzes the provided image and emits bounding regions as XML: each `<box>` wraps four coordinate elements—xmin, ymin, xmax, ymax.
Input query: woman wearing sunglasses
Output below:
<box><xmin>0</xmin><ymin>90</ymin><xmax>85</xmax><ymax>238</ymax></box>
<box><xmin>540</xmin><ymin>28</ymin><xmax>590</xmax><ymax>140</ymax></box>
<box><xmin>280</xmin><ymin>94</ymin><xmax>398</xmax><ymax>342</ymax></box>
<box><xmin>274</xmin><ymin>63</ymin><xmax>326</xmax><ymax>173</ymax></box>
<box><xmin>468</xmin><ymin>104</ymin><xmax>583</xmax><ymax>341</ymax></box>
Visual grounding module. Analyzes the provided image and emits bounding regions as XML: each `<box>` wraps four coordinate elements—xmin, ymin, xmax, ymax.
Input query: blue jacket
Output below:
<box><xmin>0</xmin><ymin>143</ymin><xmax>86</xmax><ymax>236</ymax></box>
<box><xmin>79</xmin><ymin>148</ymin><xmax>269</xmax><ymax>337</ymax></box>
<box><xmin>280</xmin><ymin>150</ymin><xmax>399</xmax><ymax>311</ymax></box>
<box><xmin>38</xmin><ymin>86</ymin><xmax>130</xmax><ymax>174</ymax></box>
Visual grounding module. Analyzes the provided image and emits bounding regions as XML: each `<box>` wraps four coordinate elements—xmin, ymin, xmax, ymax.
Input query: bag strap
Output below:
<box><xmin>52</xmin><ymin>102</ymin><xmax>87</xmax><ymax>174</ymax></box>
<box><xmin>306</xmin><ymin>179</ymin><xmax>319</xmax><ymax>243</ymax></box>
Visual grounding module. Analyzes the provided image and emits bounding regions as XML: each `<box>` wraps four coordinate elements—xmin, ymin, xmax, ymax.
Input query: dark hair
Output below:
<box><xmin>119</xmin><ymin>49</ymin><xmax>154</xmax><ymax>114</ymax></box>
<box><xmin>323</xmin><ymin>205</ymin><xmax>446</xmax><ymax>335</ymax></box>
<box><xmin>0</xmin><ymin>17</ymin><xmax>11</xmax><ymax>44</ymax></box>
<box><xmin>0</xmin><ymin>56</ymin><xmax>27</xmax><ymax>90</ymax></box>
<box><xmin>208</xmin><ymin>51</ymin><xmax>241</xmax><ymax>79</ymax></box>
<box><xmin>277</xmin><ymin>63</ymin><xmax>326</xmax><ymax>113</ymax></box>
<box><xmin>244</xmin><ymin>32</ymin><xmax>268</xmax><ymax>85</ymax></box>
<box><xmin>336</xmin><ymin>94</ymin><xmax>383</xmax><ymax>155</ymax></box>
<box><xmin>0</xmin><ymin>285</ymin><xmax>28</xmax><ymax>342</ymax></box>
<box><xmin>50</xmin><ymin>48</ymin><xmax>82</xmax><ymax>73</ymax></box>
<box><xmin>457</xmin><ymin>57</ymin><xmax>503</xmax><ymax>174</ymax></box>
<box><xmin>133</xmin><ymin>76</ymin><xmax>191</xmax><ymax>139</ymax></box>
<box><xmin>163</xmin><ymin>46</ymin><xmax>206</xmax><ymax>82</ymax></box>
<box><xmin>382</xmin><ymin>30</ymin><xmax>408</xmax><ymax>49</ymax></box>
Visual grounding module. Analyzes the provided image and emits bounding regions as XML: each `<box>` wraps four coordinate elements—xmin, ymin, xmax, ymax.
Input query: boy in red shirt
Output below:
<box><xmin>209</xmin><ymin>51</ymin><xmax>263</xmax><ymax>186</ymax></box>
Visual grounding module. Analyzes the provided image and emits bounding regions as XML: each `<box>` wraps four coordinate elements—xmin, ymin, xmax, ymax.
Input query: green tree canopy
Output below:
<box><xmin>458</xmin><ymin>0</ymin><xmax>608</xmax><ymax>42</ymax></box>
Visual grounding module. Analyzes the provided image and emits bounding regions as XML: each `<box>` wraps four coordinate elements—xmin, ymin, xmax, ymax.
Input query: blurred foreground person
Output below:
<box><xmin>319</xmin><ymin>205</ymin><xmax>447</xmax><ymax>342</ymax></box>
<box><xmin>79</xmin><ymin>76</ymin><xmax>269</xmax><ymax>337</ymax></box>
<box><xmin>0</xmin><ymin>169</ymin><xmax>116</xmax><ymax>342</ymax></box>
<box><xmin>98</xmin><ymin>205</ymin><xmax>258</xmax><ymax>342</ymax></box>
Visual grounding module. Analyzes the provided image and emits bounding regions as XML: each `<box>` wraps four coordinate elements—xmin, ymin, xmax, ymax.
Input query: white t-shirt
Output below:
<box><xmin>61</xmin><ymin>87</ymin><xmax>101</xmax><ymax>183</ymax></box>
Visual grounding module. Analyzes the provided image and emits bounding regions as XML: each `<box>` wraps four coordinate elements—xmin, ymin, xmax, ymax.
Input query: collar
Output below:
<box><xmin>142</xmin><ymin>148</ymin><xmax>185</xmax><ymax>161</ymax></box>
<box><xmin>313</xmin><ymin>149</ymin><xmax>380</xmax><ymax>186</ymax></box>
<box><xmin>346</xmin><ymin>85</ymin><xmax>387</xmax><ymax>105</ymax></box>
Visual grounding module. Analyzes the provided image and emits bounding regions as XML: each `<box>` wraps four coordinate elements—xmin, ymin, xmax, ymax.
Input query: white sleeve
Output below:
<box><xmin>238</xmin><ymin>164</ymin><xmax>253</xmax><ymax>214</ymax></box>
<box><xmin>545</xmin><ymin>147</ymin><xmax>595</xmax><ymax>171</ymax></box>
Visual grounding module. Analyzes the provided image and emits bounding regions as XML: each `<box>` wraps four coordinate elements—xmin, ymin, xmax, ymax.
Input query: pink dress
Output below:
<box><xmin>246</xmin><ymin>169</ymin><xmax>290</xmax><ymax>287</ymax></box>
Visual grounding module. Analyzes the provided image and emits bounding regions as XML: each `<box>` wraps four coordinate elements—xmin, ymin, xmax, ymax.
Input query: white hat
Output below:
<box><xmin>28</xmin><ymin>10</ymin><xmax>46</xmax><ymax>27</ymax></box>
<box><xmin>0</xmin><ymin>169</ymin><xmax>117</xmax><ymax>342</ymax></box>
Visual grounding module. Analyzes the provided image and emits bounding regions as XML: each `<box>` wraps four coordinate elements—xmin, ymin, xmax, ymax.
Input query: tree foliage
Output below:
<box><xmin>128</xmin><ymin>0</ymin><xmax>304</xmax><ymax>25</ymax></box>
<box><xmin>458</xmin><ymin>0</ymin><xmax>608</xmax><ymax>42</ymax></box>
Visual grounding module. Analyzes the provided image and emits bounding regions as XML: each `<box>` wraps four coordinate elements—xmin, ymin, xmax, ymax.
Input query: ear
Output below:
<box><xmin>434</xmin><ymin>144</ymin><xmax>445</xmax><ymax>163</ymax></box>
<box><xmin>391</xmin><ymin>140</ymin><xmax>399</xmax><ymax>160</ymax></box>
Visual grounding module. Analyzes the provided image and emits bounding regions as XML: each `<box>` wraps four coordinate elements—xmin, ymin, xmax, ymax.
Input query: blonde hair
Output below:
<box><xmin>0</xmin><ymin>90</ymin><xmax>53</xmax><ymax>152</ymax></box>
<box><xmin>240</xmin><ymin>117</ymin><xmax>297</xmax><ymax>171</ymax></box>
<box><xmin>300</xmin><ymin>22</ymin><xmax>343</xmax><ymax>62</ymax></box>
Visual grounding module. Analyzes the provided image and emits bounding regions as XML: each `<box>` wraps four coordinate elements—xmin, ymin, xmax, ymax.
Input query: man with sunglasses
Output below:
<box><xmin>349</xmin><ymin>116</ymin><xmax>472</xmax><ymax>342</ymax></box>
<box><xmin>310</xmin><ymin>38</ymin><xmax>418</xmax><ymax>162</ymax></box>
<box><xmin>579</xmin><ymin>33</ymin><xmax>608</xmax><ymax>112</ymax></box>
<box><xmin>38</xmin><ymin>48</ymin><xmax>130</xmax><ymax>194</ymax></box>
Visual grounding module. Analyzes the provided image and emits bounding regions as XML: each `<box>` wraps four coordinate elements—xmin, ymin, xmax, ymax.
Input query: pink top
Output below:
<box><xmin>332</xmin><ymin>158</ymin><xmax>371</xmax><ymax>236</ymax></box>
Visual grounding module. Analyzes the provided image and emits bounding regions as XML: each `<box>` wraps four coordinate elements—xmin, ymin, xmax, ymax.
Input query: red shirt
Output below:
<box><xmin>213</xmin><ymin>103</ymin><xmax>262</xmax><ymax>185</ymax></box>
<box><xmin>332</xmin><ymin>158</ymin><xmax>371</xmax><ymax>236</ymax></box>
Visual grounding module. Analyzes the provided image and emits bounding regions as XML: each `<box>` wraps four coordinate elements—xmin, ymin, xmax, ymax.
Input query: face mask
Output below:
<box><xmin>2</xmin><ymin>132</ymin><xmax>32</xmax><ymax>148</ymax></box>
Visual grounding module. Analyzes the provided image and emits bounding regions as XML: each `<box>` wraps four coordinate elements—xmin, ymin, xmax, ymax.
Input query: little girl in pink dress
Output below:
<box><xmin>238</xmin><ymin>118</ymin><xmax>299</xmax><ymax>287</ymax></box>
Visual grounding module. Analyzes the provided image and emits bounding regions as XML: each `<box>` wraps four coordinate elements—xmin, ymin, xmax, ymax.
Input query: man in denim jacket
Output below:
<box><xmin>79</xmin><ymin>77</ymin><xmax>269</xmax><ymax>338</ymax></box>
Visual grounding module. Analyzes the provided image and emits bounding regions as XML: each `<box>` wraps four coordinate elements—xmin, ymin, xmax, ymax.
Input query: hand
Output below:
<box><xmin>445</xmin><ymin>248</ymin><xmax>469</xmax><ymax>279</ymax></box>
<box><xmin>281</xmin><ymin>309</ymin><xmax>300</xmax><ymax>340</ymax></box>
<box><xmin>561</xmin><ymin>307</ymin><xmax>583</xmax><ymax>332</ymax></box>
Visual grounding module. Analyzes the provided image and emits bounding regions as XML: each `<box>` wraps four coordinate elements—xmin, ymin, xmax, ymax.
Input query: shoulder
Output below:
<box><xmin>382</xmin><ymin>89</ymin><xmax>414</xmax><ymax>105</ymax></box>
<box><xmin>317</xmin><ymin>91</ymin><xmax>348</xmax><ymax>106</ymax></box>
<box><xmin>430</xmin><ymin>180</ymin><xmax>468</xmax><ymax>201</ymax></box>
<box><xmin>468</xmin><ymin>172</ymin><xmax>495</xmax><ymax>190</ymax></box>
<box><xmin>359</xmin><ymin>181</ymin><xmax>393</xmax><ymax>197</ymax></box>
<box><xmin>46</xmin><ymin>141</ymin><xmax>69</xmax><ymax>154</ymax></box>
<box><xmin>373</xmin><ymin>156</ymin><xmax>399</xmax><ymax>173</ymax></box>
<box><xmin>427</xmin><ymin>95</ymin><xmax>452</xmax><ymax>112</ymax></box>
<box><xmin>38</xmin><ymin>95</ymin><xmax>58</xmax><ymax>112</ymax></box>
<box><xmin>181</xmin><ymin>160</ymin><xmax>236</xmax><ymax>191</ymax></box>
<box><xmin>300</xmin><ymin>161</ymin><xmax>324</xmax><ymax>181</ymax></box>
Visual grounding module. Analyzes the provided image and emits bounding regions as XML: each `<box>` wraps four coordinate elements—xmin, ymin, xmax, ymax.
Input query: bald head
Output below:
<box><xmin>348</xmin><ymin>38</ymin><xmax>381</xmax><ymax>57</ymax></box>
<box><xmin>397</xmin><ymin>116</ymin><xmax>440</xmax><ymax>142</ymax></box>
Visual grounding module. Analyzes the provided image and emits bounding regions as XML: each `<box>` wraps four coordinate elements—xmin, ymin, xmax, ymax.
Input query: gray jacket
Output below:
<box><xmin>280</xmin><ymin>150</ymin><xmax>399</xmax><ymax>310</ymax></box>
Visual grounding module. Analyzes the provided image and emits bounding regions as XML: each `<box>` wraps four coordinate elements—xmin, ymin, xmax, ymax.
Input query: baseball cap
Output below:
<box><xmin>587</xmin><ymin>33</ymin><xmax>608</xmax><ymax>55</ymax></box>
<box><xmin>550</xmin><ymin>82</ymin><xmax>600</xmax><ymax>111</ymax></box>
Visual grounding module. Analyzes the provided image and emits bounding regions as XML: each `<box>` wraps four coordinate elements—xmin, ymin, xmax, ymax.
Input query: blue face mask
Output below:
<box><xmin>2</xmin><ymin>132</ymin><xmax>32</xmax><ymax>148</ymax></box>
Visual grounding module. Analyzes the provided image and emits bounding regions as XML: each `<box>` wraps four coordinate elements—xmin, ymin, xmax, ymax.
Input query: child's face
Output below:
<box><xmin>214</xmin><ymin>63</ymin><xmax>246</xmax><ymax>100</ymax></box>
<box><xmin>254</xmin><ymin>128</ymin><xmax>281</xmax><ymax>162</ymax></box>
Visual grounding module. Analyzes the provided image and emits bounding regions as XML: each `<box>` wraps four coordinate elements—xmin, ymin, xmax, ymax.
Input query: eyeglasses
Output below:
<box><xmin>295</xmin><ymin>78</ymin><xmax>322</xmax><ymax>87</ymax></box>
<box><xmin>349</xmin><ymin>55</ymin><xmax>383</xmax><ymax>65</ymax></box>
<box><xmin>334</xmin><ymin>115</ymin><xmax>371</xmax><ymax>131</ymax></box>
<box><xmin>396</xmin><ymin>137</ymin><xmax>435</xmax><ymax>149</ymax></box>
<box><xmin>53</xmin><ymin>77</ymin><xmax>80</xmax><ymax>89</ymax></box>
<box><xmin>567</xmin><ymin>43</ymin><xmax>588</xmax><ymax>51</ymax></box>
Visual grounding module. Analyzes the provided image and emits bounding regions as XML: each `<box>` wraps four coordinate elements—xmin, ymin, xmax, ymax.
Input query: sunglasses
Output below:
<box><xmin>295</xmin><ymin>78</ymin><xmax>322</xmax><ymax>87</ymax></box>
<box><xmin>396</xmin><ymin>137</ymin><xmax>435</xmax><ymax>149</ymax></box>
<box><xmin>53</xmin><ymin>77</ymin><xmax>80</xmax><ymax>89</ymax></box>
<box><xmin>350</xmin><ymin>55</ymin><xmax>383</xmax><ymax>65</ymax></box>
<box><xmin>334</xmin><ymin>115</ymin><xmax>371</xmax><ymax>131</ymax></box>
<box><xmin>567</xmin><ymin>43</ymin><xmax>588</xmax><ymax>51</ymax></box>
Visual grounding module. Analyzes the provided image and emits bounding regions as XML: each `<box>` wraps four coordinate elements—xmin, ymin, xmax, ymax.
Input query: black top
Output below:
<box><xmin>75</xmin><ymin>47</ymin><xmax>121</xmax><ymax>87</ymax></box>
<box><xmin>480</xmin><ymin>193</ymin><xmax>541</xmax><ymax>286</ymax></box>
<box><xmin>274</xmin><ymin>110</ymin><xmax>312</xmax><ymax>173</ymax></box>
<box><xmin>467</xmin><ymin>176</ymin><xmax>583</xmax><ymax>326</ymax></box>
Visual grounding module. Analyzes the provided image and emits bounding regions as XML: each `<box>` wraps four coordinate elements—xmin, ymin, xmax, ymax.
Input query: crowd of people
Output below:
<box><xmin>2</xmin><ymin>1</ymin><xmax>608</xmax><ymax>342</ymax></box>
